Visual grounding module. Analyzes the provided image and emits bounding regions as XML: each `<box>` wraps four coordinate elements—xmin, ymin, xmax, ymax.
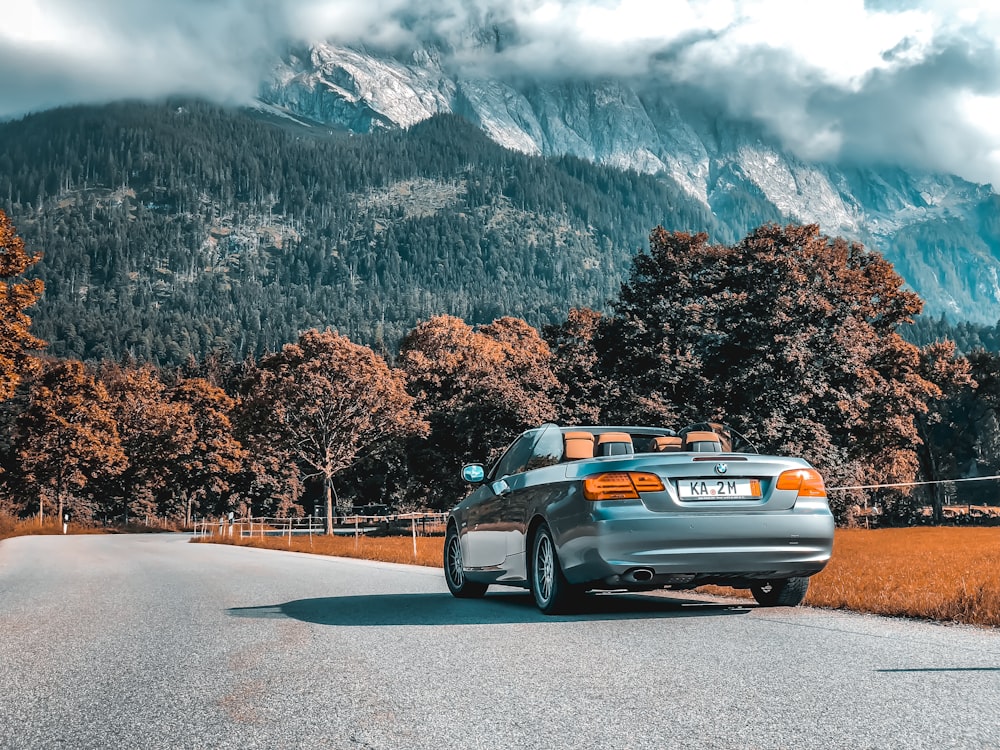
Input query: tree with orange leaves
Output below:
<box><xmin>240</xmin><ymin>329</ymin><xmax>426</xmax><ymax>533</ymax></box>
<box><xmin>14</xmin><ymin>358</ymin><xmax>126</xmax><ymax>523</ymax></box>
<box><xmin>400</xmin><ymin>315</ymin><xmax>562</xmax><ymax>507</ymax></box>
<box><xmin>0</xmin><ymin>210</ymin><xmax>45</xmax><ymax>401</ymax></box>
<box><xmin>544</xmin><ymin>307</ymin><xmax>604</xmax><ymax>424</ymax></box>
<box><xmin>595</xmin><ymin>223</ymin><xmax>953</xmax><ymax>520</ymax></box>
<box><xmin>167</xmin><ymin>377</ymin><xmax>246</xmax><ymax>524</ymax></box>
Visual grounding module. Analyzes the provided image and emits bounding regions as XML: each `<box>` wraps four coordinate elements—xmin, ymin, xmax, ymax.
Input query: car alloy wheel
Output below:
<box><xmin>530</xmin><ymin>524</ymin><xmax>577</xmax><ymax>614</ymax></box>
<box><xmin>535</xmin><ymin>534</ymin><xmax>555</xmax><ymax>603</ymax></box>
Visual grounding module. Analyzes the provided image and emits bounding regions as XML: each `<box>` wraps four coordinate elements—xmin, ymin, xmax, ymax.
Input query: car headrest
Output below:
<box><xmin>563</xmin><ymin>431</ymin><xmax>596</xmax><ymax>460</ymax></box>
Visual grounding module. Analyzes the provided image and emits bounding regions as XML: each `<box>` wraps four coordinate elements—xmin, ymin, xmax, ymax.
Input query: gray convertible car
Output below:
<box><xmin>444</xmin><ymin>423</ymin><xmax>835</xmax><ymax>614</ymax></box>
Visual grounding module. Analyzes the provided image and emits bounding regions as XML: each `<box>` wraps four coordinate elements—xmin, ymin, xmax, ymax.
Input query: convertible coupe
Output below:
<box><xmin>443</xmin><ymin>423</ymin><xmax>835</xmax><ymax>614</ymax></box>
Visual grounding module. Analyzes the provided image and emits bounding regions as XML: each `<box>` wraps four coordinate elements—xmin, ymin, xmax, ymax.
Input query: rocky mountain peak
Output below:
<box><xmin>260</xmin><ymin>41</ymin><xmax>1000</xmax><ymax>324</ymax></box>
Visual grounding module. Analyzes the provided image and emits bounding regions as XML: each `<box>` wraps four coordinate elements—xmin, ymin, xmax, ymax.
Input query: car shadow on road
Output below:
<box><xmin>227</xmin><ymin>591</ymin><xmax>751</xmax><ymax>626</ymax></box>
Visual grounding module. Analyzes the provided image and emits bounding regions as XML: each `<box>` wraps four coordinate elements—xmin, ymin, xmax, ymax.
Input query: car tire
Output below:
<box><xmin>750</xmin><ymin>577</ymin><xmax>809</xmax><ymax>607</ymax></box>
<box><xmin>444</xmin><ymin>525</ymin><xmax>488</xmax><ymax>598</ymax></box>
<box><xmin>530</xmin><ymin>524</ymin><xmax>578</xmax><ymax>615</ymax></box>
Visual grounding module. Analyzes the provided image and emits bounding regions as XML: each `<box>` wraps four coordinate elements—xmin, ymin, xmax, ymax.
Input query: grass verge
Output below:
<box><xmin>198</xmin><ymin>527</ymin><xmax>1000</xmax><ymax>628</ymax></box>
<box><xmin>0</xmin><ymin>513</ymin><xmax>172</xmax><ymax>542</ymax></box>
<box><xmin>193</xmin><ymin>530</ymin><xmax>445</xmax><ymax>567</ymax></box>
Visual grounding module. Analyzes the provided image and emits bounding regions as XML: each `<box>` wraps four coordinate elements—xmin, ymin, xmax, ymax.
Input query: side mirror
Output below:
<box><xmin>461</xmin><ymin>464</ymin><xmax>486</xmax><ymax>484</ymax></box>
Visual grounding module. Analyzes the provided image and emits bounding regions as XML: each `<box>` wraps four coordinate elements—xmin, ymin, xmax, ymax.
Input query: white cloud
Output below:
<box><xmin>3</xmin><ymin>0</ymin><xmax>1000</xmax><ymax>185</ymax></box>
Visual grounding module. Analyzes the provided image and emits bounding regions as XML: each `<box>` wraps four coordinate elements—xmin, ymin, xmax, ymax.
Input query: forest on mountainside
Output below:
<box><xmin>0</xmin><ymin>100</ymin><xmax>750</xmax><ymax>365</ymax></box>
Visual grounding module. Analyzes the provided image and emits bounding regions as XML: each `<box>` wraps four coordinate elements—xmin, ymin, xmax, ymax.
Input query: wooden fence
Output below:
<box><xmin>193</xmin><ymin>512</ymin><xmax>449</xmax><ymax>540</ymax></box>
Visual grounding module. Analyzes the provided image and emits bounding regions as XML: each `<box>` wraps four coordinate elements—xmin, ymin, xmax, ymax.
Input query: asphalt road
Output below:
<box><xmin>1</xmin><ymin>534</ymin><xmax>998</xmax><ymax>750</ymax></box>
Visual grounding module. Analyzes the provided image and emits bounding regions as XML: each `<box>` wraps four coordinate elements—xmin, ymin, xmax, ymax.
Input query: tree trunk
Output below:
<box><xmin>56</xmin><ymin>472</ymin><xmax>64</xmax><ymax>528</ymax></box>
<box><xmin>325</xmin><ymin>476</ymin><xmax>334</xmax><ymax>536</ymax></box>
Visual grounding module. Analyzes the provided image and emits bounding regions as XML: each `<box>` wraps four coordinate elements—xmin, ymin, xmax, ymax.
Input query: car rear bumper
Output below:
<box><xmin>555</xmin><ymin>501</ymin><xmax>835</xmax><ymax>588</ymax></box>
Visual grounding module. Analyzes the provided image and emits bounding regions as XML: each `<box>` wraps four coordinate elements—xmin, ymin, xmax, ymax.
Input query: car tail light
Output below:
<box><xmin>775</xmin><ymin>468</ymin><xmax>826</xmax><ymax>497</ymax></box>
<box><xmin>629</xmin><ymin>472</ymin><xmax>666</xmax><ymax>493</ymax></box>
<box><xmin>584</xmin><ymin>472</ymin><xmax>665</xmax><ymax>501</ymax></box>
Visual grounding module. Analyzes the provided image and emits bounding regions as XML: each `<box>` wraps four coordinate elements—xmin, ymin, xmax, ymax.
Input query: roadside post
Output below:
<box><xmin>411</xmin><ymin>516</ymin><xmax>417</xmax><ymax>560</ymax></box>
<box><xmin>63</xmin><ymin>512</ymin><xmax>68</xmax><ymax>535</ymax></box>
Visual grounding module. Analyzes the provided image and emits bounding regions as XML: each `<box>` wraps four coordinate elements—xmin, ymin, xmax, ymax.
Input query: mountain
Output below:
<box><xmin>4</xmin><ymin>42</ymin><xmax>1000</xmax><ymax>368</ymax></box>
<box><xmin>261</xmin><ymin>42</ymin><xmax>1000</xmax><ymax>324</ymax></box>
<box><xmin>0</xmin><ymin>101</ymin><xmax>726</xmax><ymax>365</ymax></box>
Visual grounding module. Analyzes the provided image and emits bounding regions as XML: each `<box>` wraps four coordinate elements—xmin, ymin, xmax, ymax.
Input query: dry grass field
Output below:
<box><xmin>801</xmin><ymin>527</ymin><xmax>1000</xmax><ymax>627</ymax></box>
<box><xmin>197</xmin><ymin>526</ymin><xmax>1000</xmax><ymax>628</ymax></box>
<box><xmin>193</xmin><ymin>529</ymin><xmax>446</xmax><ymax>568</ymax></box>
<box><xmin>0</xmin><ymin>513</ymin><xmax>174</xmax><ymax>541</ymax></box>
<box><xmin>0</xmin><ymin>515</ymin><xmax>99</xmax><ymax>541</ymax></box>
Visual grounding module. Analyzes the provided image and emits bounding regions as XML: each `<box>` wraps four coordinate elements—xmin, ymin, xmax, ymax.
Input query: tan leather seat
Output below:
<box><xmin>596</xmin><ymin>432</ymin><xmax>634</xmax><ymax>456</ymax></box>
<box><xmin>684</xmin><ymin>430</ymin><xmax>722</xmax><ymax>452</ymax></box>
<box><xmin>653</xmin><ymin>436</ymin><xmax>682</xmax><ymax>452</ymax></box>
<box><xmin>563</xmin><ymin>431</ymin><xmax>596</xmax><ymax>460</ymax></box>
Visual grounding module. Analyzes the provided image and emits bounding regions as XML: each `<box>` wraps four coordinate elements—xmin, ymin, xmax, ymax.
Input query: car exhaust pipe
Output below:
<box><xmin>628</xmin><ymin>568</ymin><xmax>655</xmax><ymax>582</ymax></box>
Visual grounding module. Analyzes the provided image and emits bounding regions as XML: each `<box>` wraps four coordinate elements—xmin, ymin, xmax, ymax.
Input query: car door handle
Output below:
<box><xmin>491</xmin><ymin>479</ymin><xmax>511</xmax><ymax>496</ymax></box>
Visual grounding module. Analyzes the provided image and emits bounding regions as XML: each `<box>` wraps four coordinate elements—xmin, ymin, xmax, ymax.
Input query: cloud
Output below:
<box><xmin>4</xmin><ymin>0</ymin><xmax>1000</xmax><ymax>185</ymax></box>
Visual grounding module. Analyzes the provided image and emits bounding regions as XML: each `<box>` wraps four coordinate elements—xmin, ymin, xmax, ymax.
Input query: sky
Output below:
<box><xmin>4</xmin><ymin>0</ymin><xmax>1000</xmax><ymax>186</ymax></box>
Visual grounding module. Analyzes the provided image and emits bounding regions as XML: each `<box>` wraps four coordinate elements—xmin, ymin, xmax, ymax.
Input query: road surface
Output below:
<box><xmin>1</xmin><ymin>534</ymin><xmax>998</xmax><ymax>749</ymax></box>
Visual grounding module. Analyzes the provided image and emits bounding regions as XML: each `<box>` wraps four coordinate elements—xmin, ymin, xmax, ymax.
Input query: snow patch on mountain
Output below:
<box><xmin>733</xmin><ymin>144</ymin><xmax>860</xmax><ymax>235</ymax></box>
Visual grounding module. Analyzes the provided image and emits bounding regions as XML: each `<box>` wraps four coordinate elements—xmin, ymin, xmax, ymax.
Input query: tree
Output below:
<box><xmin>167</xmin><ymin>377</ymin><xmax>246</xmax><ymax>524</ymax></box>
<box><xmin>15</xmin><ymin>359</ymin><xmax>126</xmax><ymax>523</ymax></box>
<box><xmin>240</xmin><ymin>329</ymin><xmax>425</xmax><ymax>533</ymax></box>
<box><xmin>400</xmin><ymin>315</ymin><xmax>562</xmax><ymax>507</ymax></box>
<box><xmin>543</xmin><ymin>307</ymin><xmax>603</xmax><ymax>423</ymax></box>
<box><xmin>595</xmin><ymin>224</ymin><xmax>945</xmax><ymax>520</ymax></box>
<box><xmin>0</xmin><ymin>209</ymin><xmax>44</xmax><ymax>400</ymax></box>
<box><xmin>912</xmin><ymin>342</ymin><xmax>974</xmax><ymax>522</ymax></box>
<box><xmin>99</xmin><ymin>362</ymin><xmax>196</xmax><ymax>522</ymax></box>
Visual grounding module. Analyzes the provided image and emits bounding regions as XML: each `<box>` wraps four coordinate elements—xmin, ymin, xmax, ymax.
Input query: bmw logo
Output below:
<box><xmin>714</xmin><ymin>463</ymin><xmax>728</xmax><ymax>475</ymax></box>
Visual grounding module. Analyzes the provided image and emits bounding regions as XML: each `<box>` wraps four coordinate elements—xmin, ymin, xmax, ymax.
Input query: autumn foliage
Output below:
<box><xmin>594</xmin><ymin>224</ymin><xmax>970</xmax><ymax>518</ymax></box>
<box><xmin>0</xmin><ymin>209</ymin><xmax>44</xmax><ymax>400</ymax></box>
<box><xmin>0</xmin><ymin>210</ymin><xmax>997</xmax><ymax>527</ymax></box>
<box><xmin>239</xmin><ymin>329</ymin><xmax>426</xmax><ymax>531</ymax></box>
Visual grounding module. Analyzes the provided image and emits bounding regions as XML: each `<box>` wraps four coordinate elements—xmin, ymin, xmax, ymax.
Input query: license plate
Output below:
<box><xmin>678</xmin><ymin>478</ymin><xmax>762</xmax><ymax>499</ymax></box>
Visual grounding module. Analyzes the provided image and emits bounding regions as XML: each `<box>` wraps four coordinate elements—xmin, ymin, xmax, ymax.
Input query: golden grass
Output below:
<box><xmin>0</xmin><ymin>515</ymin><xmax>71</xmax><ymax>541</ymax></box>
<box><xmin>803</xmin><ymin>528</ymin><xmax>1000</xmax><ymax>627</ymax></box>
<box><xmin>193</xmin><ymin>529</ymin><xmax>445</xmax><ymax>568</ymax></box>
<box><xmin>700</xmin><ymin>527</ymin><xmax>1000</xmax><ymax>628</ymax></box>
<box><xmin>0</xmin><ymin>513</ymin><xmax>154</xmax><ymax>541</ymax></box>
<box><xmin>198</xmin><ymin>526</ymin><xmax>1000</xmax><ymax>628</ymax></box>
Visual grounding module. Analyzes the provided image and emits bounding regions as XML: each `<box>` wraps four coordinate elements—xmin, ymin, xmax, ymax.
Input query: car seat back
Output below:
<box><xmin>652</xmin><ymin>436</ymin><xmax>683</xmax><ymax>452</ymax></box>
<box><xmin>563</xmin><ymin>431</ymin><xmax>596</xmax><ymax>460</ymax></box>
<box><xmin>683</xmin><ymin>430</ymin><xmax>722</xmax><ymax>452</ymax></box>
<box><xmin>596</xmin><ymin>432</ymin><xmax>634</xmax><ymax>456</ymax></box>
